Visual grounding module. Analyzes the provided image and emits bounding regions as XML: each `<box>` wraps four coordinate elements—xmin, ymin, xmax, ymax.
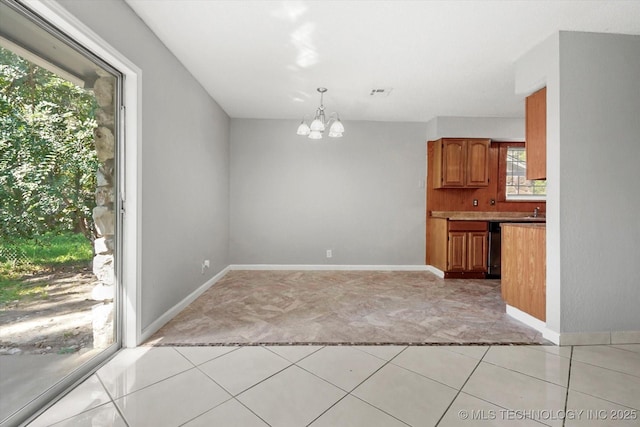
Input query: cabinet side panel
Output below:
<box><xmin>526</xmin><ymin>87</ymin><xmax>547</xmax><ymax>180</ymax></box>
<box><xmin>501</xmin><ymin>225</ymin><xmax>546</xmax><ymax>321</ymax></box>
<box><xmin>429</xmin><ymin>218</ymin><xmax>448</xmax><ymax>270</ymax></box>
<box><xmin>432</xmin><ymin>139</ymin><xmax>444</xmax><ymax>189</ymax></box>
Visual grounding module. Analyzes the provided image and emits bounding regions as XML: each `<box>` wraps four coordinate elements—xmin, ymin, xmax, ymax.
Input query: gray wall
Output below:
<box><xmin>230</xmin><ymin>119</ymin><xmax>427</xmax><ymax>265</ymax></box>
<box><xmin>558</xmin><ymin>32</ymin><xmax>640</xmax><ymax>332</ymax></box>
<box><xmin>425</xmin><ymin>116</ymin><xmax>525</xmax><ymax>141</ymax></box>
<box><xmin>58</xmin><ymin>0</ymin><xmax>231</xmax><ymax>331</ymax></box>
<box><xmin>517</xmin><ymin>31</ymin><xmax>640</xmax><ymax>335</ymax></box>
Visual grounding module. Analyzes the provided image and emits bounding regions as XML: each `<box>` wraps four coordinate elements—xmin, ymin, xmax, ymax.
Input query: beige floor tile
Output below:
<box><xmin>612</xmin><ymin>344</ymin><xmax>640</xmax><ymax>354</ymax></box>
<box><xmin>114</xmin><ymin>368</ymin><xmax>230</xmax><ymax>426</ymax></box>
<box><xmin>29</xmin><ymin>375</ymin><xmax>110</xmax><ymax>427</ymax></box>
<box><xmin>198</xmin><ymin>346</ymin><xmax>291</xmax><ymax>395</ymax></box>
<box><xmin>237</xmin><ymin>365</ymin><xmax>345</xmax><ymax>427</ymax></box>
<box><xmin>297</xmin><ymin>346</ymin><xmax>386</xmax><ymax>391</ymax></box>
<box><xmin>309</xmin><ymin>395</ymin><xmax>408</xmax><ymax>427</ymax></box>
<box><xmin>352</xmin><ymin>363</ymin><xmax>457</xmax><ymax>426</ymax></box>
<box><xmin>570</xmin><ymin>361</ymin><xmax>640</xmax><ymax>410</ymax></box>
<box><xmin>443</xmin><ymin>345</ymin><xmax>489</xmax><ymax>360</ymax></box>
<box><xmin>96</xmin><ymin>347</ymin><xmax>193</xmax><ymax>398</ymax></box>
<box><xmin>526</xmin><ymin>345</ymin><xmax>573</xmax><ymax>359</ymax></box>
<box><xmin>48</xmin><ymin>402</ymin><xmax>127</xmax><ymax>427</ymax></box>
<box><xmin>439</xmin><ymin>392</ymin><xmax>544</xmax><ymax>426</ymax></box>
<box><xmin>572</xmin><ymin>345</ymin><xmax>640</xmax><ymax>377</ymax></box>
<box><xmin>174</xmin><ymin>346</ymin><xmax>238</xmax><ymax>365</ymax></box>
<box><xmin>463</xmin><ymin>362</ymin><xmax>567</xmax><ymax>427</ymax></box>
<box><xmin>264</xmin><ymin>345</ymin><xmax>322</xmax><ymax>362</ymax></box>
<box><xmin>183</xmin><ymin>398</ymin><xmax>268</xmax><ymax>426</ymax></box>
<box><xmin>354</xmin><ymin>345</ymin><xmax>407</xmax><ymax>361</ymax></box>
<box><xmin>391</xmin><ymin>346</ymin><xmax>479</xmax><ymax>389</ymax></box>
<box><xmin>483</xmin><ymin>346</ymin><xmax>570</xmax><ymax>386</ymax></box>
<box><xmin>565</xmin><ymin>390</ymin><xmax>639</xmax><ymax>426</ymax></box>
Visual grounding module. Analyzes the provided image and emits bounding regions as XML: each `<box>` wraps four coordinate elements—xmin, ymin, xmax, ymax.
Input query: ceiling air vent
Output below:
<box><xmin>369</xmin><ymin>88</ymin><xmax>393</xmax><ymax>97</ymax></box>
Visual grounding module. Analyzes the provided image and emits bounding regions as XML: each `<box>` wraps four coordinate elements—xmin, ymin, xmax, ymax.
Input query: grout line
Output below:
<box><xmin>201</xmin><ymin>359</ymin><xmax>295</xmax><ymax>399</ymax></box>
<box><xmin>305</xmin><ymin>393</ymin><xmax>351</xmax><ymax>426</ymax></box>
<box><xmin>97</xmin><ymin>373</ymin><xmax>130</xmax><ymax>427</ymax></box>
<box><xmin>479</xmin><ymin>361</ymin><xmax>569</xmax><ymax>388</ymax></box>
<box><xmin>261</xmin><ymin>344</ymin><xmax>325</xmax><ymax>363</ymax></box>
<box><xmin>434</xmin><ymin>345</ymin><xmax>487</xmax><ymax>426</ymax></box>
<box><xmin>175</xmin><ymin>395</ymin><xmax>235</xmax><ymax>427</ymax></box>
<box><xmin>172</xmin><ymin>344</ymin><xmax>242</xmax><ymax>367</ymax></box>
<box><xmin>305</xmin><ymin>347</ymin><xmax>412</xmax><ymax>427</ymax></box>
<box><xmin>562</xmin><ymin>346</ymin><xmax>574</xmax><ymax>427</ymax></box>
<box><xmin>233</xmin><ymin>397</ymin><xmax>273</xmax><ymax>427</ymax></box>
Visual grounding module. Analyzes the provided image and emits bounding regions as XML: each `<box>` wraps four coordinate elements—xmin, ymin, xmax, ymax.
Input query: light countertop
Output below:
<box><xmin>430</xmin><ymin>211</ymin><xmax>546</xmax><ymax>222</ymax></box>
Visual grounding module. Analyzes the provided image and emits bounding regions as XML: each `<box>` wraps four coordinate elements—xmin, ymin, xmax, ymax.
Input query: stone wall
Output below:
<box><xmin>91</xmin><ymin>70</ymin><xmax>116</xmax><ymax>348</ymax></box>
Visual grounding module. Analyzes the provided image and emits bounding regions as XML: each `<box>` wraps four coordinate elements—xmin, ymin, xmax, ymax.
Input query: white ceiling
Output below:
<box><xmin>125</xmin><ymin>0</ymin><xmax>640</xmax><ymax>123</ymax></box>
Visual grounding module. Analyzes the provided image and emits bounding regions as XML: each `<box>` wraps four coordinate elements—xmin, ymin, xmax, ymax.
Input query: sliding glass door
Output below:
<box><xmin>0</xmin><ymin>1</ymin><xmax>122</xmax><ymax>425</ymax></box>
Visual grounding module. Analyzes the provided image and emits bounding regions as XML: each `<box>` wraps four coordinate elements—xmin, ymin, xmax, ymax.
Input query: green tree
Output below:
<box><xmin>0</xmin><ymin>46</ymin><xmax>98</xmax><ymax>242</ymax></box>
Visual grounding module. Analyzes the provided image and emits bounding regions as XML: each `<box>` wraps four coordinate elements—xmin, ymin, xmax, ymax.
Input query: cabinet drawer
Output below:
<box><xmin>448</xmin><ymin>221</ymin><xmax>488</xmax><ymax>232</ymax></box>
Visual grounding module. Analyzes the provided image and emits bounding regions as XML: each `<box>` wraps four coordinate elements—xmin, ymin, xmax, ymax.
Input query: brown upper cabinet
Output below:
<box><xmin>525</xmin><ymin>87</ymin><xmax>546</xmax><ymax>180</ymax></box>
<box><xmin>432</xmin><ymin>138</ymin><xmax>490</xmax><ymax>188</ymax></box>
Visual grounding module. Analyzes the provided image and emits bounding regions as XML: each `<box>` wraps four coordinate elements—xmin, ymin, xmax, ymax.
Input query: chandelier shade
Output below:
<box><xmin>296</xmin><ymin>121</ymin><xmax>310</xmax><ymax>136</ymax></box>
<box><xmin>296</xmin><ymin>88</ymin><xmax>344</xmax><ymax>139</ymax></box>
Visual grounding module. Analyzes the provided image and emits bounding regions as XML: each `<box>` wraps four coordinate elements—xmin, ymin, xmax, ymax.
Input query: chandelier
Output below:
<box><xmin>296</xmin><ymin>87</ymin><xmax>344</xmax><ymax>139</ymax></box>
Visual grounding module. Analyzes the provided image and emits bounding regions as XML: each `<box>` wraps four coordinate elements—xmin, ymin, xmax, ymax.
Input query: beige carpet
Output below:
<box><xmin>145</xmin><ymin>270</ymin><xmax>547</xmax><ymax>346</ymax></box>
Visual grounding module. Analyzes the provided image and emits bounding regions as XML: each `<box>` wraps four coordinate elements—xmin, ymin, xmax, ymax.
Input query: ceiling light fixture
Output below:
<box><xmin>296</xmin><ymin>87</ymin><xmax>344</xmax><ymax>139</ymax></box>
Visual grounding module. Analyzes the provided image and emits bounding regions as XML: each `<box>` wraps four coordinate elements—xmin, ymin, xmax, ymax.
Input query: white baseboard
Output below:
<box><xmin>229</xmin><ymin>264</ymin><xmax>436</xmax><ymax>272</ymax></box>
<box><xmin>139</xmin><ymin>265</ymin><xmax>230</xmax><ymax>344</ymax></box>
<box><xmin>560</xmin><ymin>330</ymin><xmax>640</xmax><ymax>346</ymax></box>
<box><xmin>611</xmin><ymin>330</ymin><xmax>640</xmax><ymax>344</ymax></box>
<box><xmin>505</xmin><ymin>304</ymin><xmax>559</xmax><ymax>345</ymax></box>
<box><xmin>426</xmin><ymin>265</ymin><xmax>445</xmax><ymax>278</ymax></box>
<box><xmin>506</xmin><ymin>305</ymin><xmax>640</xmax><ymax>346</ymax></box>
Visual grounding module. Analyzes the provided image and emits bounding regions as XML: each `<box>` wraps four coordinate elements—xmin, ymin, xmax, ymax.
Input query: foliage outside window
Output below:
<box><xmin>0</xmin><ymin>46</ymin><xmax>98</xmax><ymax>241</ymax></box>
<box><xmin>505</xmin><ymin>146</ymin><xmax>546</xmax><ymax>200</ymax></box>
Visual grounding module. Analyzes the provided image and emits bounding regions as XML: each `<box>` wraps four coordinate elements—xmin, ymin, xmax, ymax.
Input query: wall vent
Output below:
<box><xmin>369</xmin><ymin>88</ymin><xmax>393</xmax><ymax>97</ymax></box>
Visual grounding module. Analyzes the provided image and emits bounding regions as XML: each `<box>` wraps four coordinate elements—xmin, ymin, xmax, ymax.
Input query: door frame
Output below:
<box><xmin>24</xmin><ymin>0</ymin><xmax>142</xmax><ymax>349</ymax></box>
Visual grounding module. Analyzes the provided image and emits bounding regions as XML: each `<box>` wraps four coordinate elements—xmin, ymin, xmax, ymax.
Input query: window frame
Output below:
<box><xmin>497</xmin><ymin>142</ymin><xmax>547</xmax><ymax>202</ymax></box>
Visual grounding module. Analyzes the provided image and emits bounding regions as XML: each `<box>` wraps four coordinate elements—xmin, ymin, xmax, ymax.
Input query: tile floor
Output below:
<box><xmin>29</xmin><ymin>343</ymin><xmax>640</xmax><ymax>426</ymax></box>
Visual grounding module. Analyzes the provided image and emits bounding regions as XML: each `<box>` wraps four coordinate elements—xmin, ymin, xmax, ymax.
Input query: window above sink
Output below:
<box><xmin>498</xmin><ymin>143</ymin><xmax>546</xmax><ymax>201</ymax></box>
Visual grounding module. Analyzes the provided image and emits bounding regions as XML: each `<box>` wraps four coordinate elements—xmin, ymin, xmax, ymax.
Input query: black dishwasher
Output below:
<box><xmin>487</xmin><ymin>221</ymin><xmax>501</xmax><ymax>278</ymax></box>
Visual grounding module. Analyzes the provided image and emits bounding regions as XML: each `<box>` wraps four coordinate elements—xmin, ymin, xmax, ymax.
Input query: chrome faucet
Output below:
<box><xmin>533</xmin><ymin>207</ymin><xmax>540</xmax><ymax>218</ymax></box>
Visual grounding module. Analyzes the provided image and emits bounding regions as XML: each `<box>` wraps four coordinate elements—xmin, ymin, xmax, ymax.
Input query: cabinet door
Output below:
<box><xmin>465</xmin><ymin>140</ymin><xmax>490</xmax><ymax>187</ymax></box>
<box><xmin>526</xmin><ymin>87</ymin><xmax>546</xmax><ymax>180</ymax></box>
<box><xmin>441</xmin><ymin>140</ymin><xmax>465</xmax><ymax>187</ymax></box>
<box><xmin>467</xmin><ymin>231</ymin><xmax>488</xmax><ymax>272</ymax></box>
<box><xmin>448</xmin><ymin>232</ymin><xmax>467</xmax><ymax>271</ymax></box>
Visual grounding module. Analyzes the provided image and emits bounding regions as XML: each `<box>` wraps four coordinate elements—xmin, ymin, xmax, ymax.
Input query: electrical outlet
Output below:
<box><xmin>201</xmin><ymin>259</ymin><xmax>210</xmax><ymax>274</ymax></box>
<box><xmin>326</xmin><ymin>249</ymin><xmax>332</xmax><ymax>258</ymax></box>
<box><xmin>473</xmin><ymin>199</ymin><xmax>479</xmax><ymax>207</ymax></box>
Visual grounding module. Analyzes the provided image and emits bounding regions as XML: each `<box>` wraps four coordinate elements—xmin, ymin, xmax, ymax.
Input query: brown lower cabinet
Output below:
<box><xmin>429</xmin><ymin>218</ymin><xmax>488</xmax><ymax>278</ymax></box>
